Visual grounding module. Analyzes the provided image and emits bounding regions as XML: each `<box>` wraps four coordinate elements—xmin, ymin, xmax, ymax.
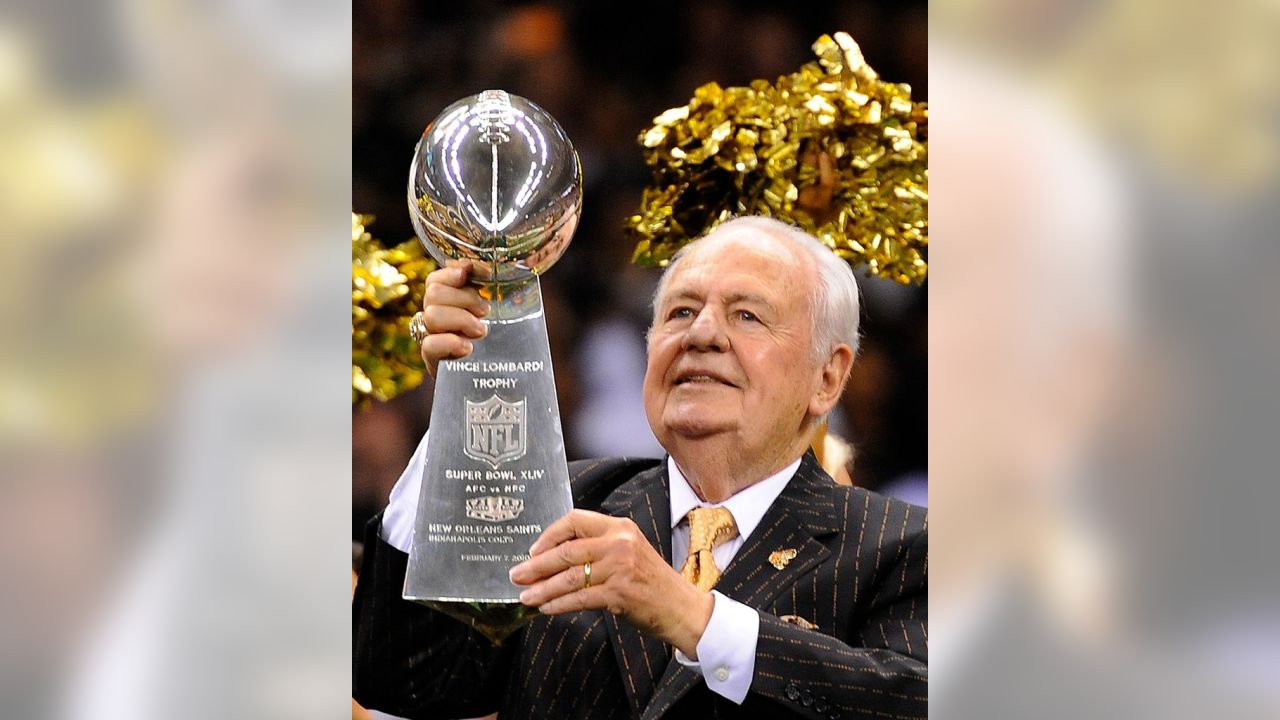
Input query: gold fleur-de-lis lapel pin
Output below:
<box><xmin>768</xmin><ymin>548</ymin><xmax>798</xmax><ymax>570</ymax></box>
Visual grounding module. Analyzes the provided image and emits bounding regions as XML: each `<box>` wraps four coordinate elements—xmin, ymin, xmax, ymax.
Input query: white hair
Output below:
<box><xmin>650</xmin><ymin>216</ymin><xmax>861</xmax><ymax>362</ymax></box>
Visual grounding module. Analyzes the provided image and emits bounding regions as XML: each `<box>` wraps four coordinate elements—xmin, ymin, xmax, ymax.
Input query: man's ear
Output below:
<box><xmin>809</xmin><ymin>344</ymin><xmax>855</xmax><ymax>417</ymax></box>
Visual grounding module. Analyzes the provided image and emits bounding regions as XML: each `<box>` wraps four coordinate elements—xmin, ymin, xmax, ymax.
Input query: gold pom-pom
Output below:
<box><xmin>352</xmin><ymin>213</ymin><xmax>436</xmax><ymax>407</ymax></box>
<box><xmin>627</xmin><ymin>32</ymin><xmax>927</xmax><ymax>284</ymax></box>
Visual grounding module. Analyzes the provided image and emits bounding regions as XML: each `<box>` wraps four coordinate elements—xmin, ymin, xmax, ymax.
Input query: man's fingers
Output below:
<box><xmin>515</xmin><ymin>556</ymin><xmax>600</xmax><ymax>607</ymax></box>
<box><xmin>535</xmin><ymin>587</ymin><xmax>613</xmax><ymax>617</ymax></box>
<box><xmin>424</xmin><ymin>281</ymin><xmax>489</xmax><ymax>318</ymax></box>
<box><xmin>420</xmin><ymin>333</ymin><xmax>472</xmax><ymax>374</ymax></box>
<box><xmin>424</xmin><ymin>259</ymin><xmax>475</xmax><ymax>288</ymax></box>
<box><xmin>423</xmin><ymin>305</ymin><xmax>487</xmax><ymax>338</ymax></box>
<box><xmin>418</xmin><ymin>260</ymin><xmax>489</xmax><ymax>377</ymax></box>
<box><xmin>527</xmin><ymin>510</ymin><xmax>615</xmax><ymax>557</ymax></box>
<box><xmin>510</xmin><ymin>537</ymin><xmax>601</xmax><ymax>585</ymax></box>
<box><xmin>417</xmin><ymin>305</ymin><xmax>485</xmax><ymax>376</ymax></box>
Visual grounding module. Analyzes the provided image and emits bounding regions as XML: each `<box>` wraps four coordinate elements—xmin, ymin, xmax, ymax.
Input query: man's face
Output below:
<box><xmin>643</xmin><ymin>229</ymin><xmax>822</xmax><ymax>460</ymax></box>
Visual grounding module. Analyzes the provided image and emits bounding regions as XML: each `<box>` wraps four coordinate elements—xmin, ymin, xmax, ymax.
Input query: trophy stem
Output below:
<box><xmin>404</xmin><ymin>277</ymin><xmax>573</xmax><ymax>645</ymax></box>
<box><xmin>477</xmin><ymin>276</ymin><xmax>543</xmax><ymax>324</ymax></box>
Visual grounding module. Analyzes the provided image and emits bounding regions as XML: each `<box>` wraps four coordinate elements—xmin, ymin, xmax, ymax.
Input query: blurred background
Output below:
<box><xmin>927</xmin><ymin>0</ymin><xmax>1280</xmax><ymax>716</ymax></box>
<box><xmin>351</xmin><ymin>0</ymin><xmax>931</xmax><ymax>539</ymax></box>
<box><xmin>3</xmin><ymin>0</ymin><xmax>1279</xmax><ymax>717</ymax></box>
<box><xmin>0</xmin><ymin>0</ymin><xmax>351</xmax><ymax>717</ymax></box>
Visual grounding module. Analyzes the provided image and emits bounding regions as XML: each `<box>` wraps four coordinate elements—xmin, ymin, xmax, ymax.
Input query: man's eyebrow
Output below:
<box><xmin>723</xmin><ymin>291</ymin><xmax>776</xmax><ymax>309</ymax></box>
<box><xmin>660</xmin><ymin>288</ymin><xmax>703</xmax><ymax>305</ymax></box>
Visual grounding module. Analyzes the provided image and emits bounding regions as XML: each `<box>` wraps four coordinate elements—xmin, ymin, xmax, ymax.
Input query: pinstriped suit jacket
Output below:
<box><xmin>353</xmin><ymin>451</ymin><xmax>927</xmax><ymax>719</ymax></box>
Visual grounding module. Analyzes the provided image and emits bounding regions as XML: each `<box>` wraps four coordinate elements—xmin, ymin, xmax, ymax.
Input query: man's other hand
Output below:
<box><xmin>509</xmin><ymin>509</ymin><xmax>715</xmax><ymax>658</ymax></box>
<box><xmin>417</xmin><ymin>259</ymin><xmax>490</xmax><ymax>377</ymax></box>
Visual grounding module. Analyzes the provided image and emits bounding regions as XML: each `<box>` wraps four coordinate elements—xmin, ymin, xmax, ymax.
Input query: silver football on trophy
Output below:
<box><xmin>409</xmin><ymin>90</ymin><xmax>582</xmax><ymax>285</ymax></box>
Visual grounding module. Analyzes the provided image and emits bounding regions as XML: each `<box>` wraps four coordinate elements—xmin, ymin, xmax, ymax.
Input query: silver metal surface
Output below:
<box><xmin>408</xmin><ymin>89</ymin><xmax>581</xmax><ymax>288</ymax></box>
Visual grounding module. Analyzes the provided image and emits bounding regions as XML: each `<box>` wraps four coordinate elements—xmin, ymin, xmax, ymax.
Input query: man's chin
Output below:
<box><xmin>661</xmin><ymin>411</ymin><xmax>736</xmax><ymax>440</ymax></box>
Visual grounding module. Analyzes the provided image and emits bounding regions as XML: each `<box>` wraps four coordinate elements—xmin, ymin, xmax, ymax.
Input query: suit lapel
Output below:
<box><xmin>642</xmin><ymin>451</ymin><xmax>840</xmax><ymax>718</ymax></box>
<box><xmin>599</xmin><ymin>462</ymin><xmax>674</xmax><ymax>719</ymax></box>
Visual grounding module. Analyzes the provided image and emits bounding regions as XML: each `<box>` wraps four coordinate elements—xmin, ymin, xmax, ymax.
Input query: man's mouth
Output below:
<box><xmin>673</xmin><ymin>372</ymin><xmax>734</xmax><ymax>387</ymax></box>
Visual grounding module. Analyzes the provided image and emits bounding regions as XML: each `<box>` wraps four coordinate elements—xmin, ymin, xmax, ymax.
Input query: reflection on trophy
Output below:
<box><xmin>403</xmin><ymin>90</ymin><xmax>582</xmax><ymax>643</ymax></box>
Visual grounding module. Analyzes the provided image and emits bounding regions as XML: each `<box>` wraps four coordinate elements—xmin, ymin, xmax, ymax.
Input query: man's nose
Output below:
<box><xmin>682</xmin><ymin>307</ymin><xmax>728</xmax><ymax>351</ymax></box>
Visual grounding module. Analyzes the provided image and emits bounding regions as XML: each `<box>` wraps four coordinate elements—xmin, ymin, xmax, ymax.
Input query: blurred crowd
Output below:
<box><xmin>351</xmin><ymin>0</ymin><xmax>930</xmax><ymax>539</ymax></box>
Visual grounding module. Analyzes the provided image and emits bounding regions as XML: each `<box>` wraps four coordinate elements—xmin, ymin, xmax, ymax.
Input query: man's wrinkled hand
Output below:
<box><xmin>508</xmin><ymin>509</ymin><xmax>714</xmax><ymax>658</ymax></box>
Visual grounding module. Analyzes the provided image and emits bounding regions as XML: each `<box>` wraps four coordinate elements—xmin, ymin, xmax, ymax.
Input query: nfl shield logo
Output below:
<box><xmin>464</xmin><ymin>394</ymin><xmax>527</xmax><ymax>468</ymax></box>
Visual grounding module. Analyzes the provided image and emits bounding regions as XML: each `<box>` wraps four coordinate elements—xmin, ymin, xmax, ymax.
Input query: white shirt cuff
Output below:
<box><xmin>673</xmin><ymin>591</ymin><xmax>758</xmax><ymax>704</ymax></box>
<box><xmin>379</xmin><ymin>431</ymin><xmax>429</xmax><ymax>553</ymax></box>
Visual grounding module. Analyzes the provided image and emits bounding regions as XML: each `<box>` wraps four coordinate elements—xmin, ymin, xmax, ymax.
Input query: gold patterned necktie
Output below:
<box><xmin>679</xmin><ymin>506</ymin><xmax>739</xmax><ymax>591</ymax></box>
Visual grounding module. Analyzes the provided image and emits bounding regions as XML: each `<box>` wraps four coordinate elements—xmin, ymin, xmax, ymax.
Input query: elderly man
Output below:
<box><xmin>353</xmin><ymin>216</ymin><xmax>927</xmax><ymax>719</ymax></box>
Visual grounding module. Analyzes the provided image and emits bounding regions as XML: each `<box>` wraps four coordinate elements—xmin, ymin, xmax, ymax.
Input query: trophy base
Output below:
<box><xmin>409</xmin><ymin>598</ymin><xmax>540</xmax><ymax>645</ymax></box>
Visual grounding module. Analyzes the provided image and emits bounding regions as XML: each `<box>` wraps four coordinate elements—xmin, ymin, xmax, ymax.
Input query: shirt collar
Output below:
<box><xmin>667</xmin><ymin>455</ymin><xmax>802</xmax><ymax>541</ymax></box>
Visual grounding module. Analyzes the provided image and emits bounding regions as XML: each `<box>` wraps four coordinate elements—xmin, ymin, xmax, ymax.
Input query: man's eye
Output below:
<box><xmin>669</xmin><ymin>307</ymin><xmax>693</xmax><ymax>320</ymax></box>
<box><xmin>737</xmin><ymin>310</ymin><xmax>759</xmax><ymax>322</ymax></box>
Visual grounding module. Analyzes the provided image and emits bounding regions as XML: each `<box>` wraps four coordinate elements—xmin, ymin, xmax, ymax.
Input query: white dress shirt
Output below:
<box><xmin>666</xmin><ymin>455</ymin><xmax>799</xmax><ymax>703</ymax></box>
<box><xmin>379</xmin><ymin>431</ymin><xmax>430</xmax><ymax>554</ymax></box>
<box><xmin>378</xmin><ymin>432</ymin><xmax>801</xmax><ymax>705</ymax></box>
